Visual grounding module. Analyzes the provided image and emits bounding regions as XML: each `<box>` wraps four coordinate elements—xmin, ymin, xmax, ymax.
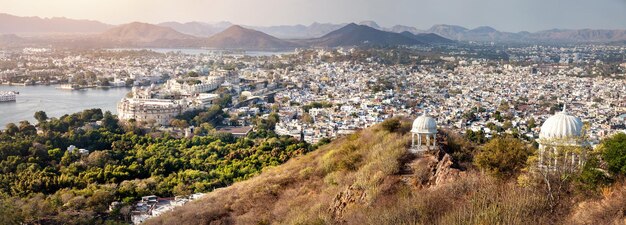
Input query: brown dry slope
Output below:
<box><xmin>145</xmin><ymin>121</ymin><xmax>626</xmax><ymax>225</ymax></box>
<box><xmin>146</xmin><ymin>121</ymin><xmax>626</xmax><ymax>225</ymax></box>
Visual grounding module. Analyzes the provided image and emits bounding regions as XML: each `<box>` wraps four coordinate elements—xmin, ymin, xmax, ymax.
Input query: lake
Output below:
<box><xmin>106</xmin><ymin>48</ymin><xmax>295</xmax><ymax>56</ymax></box>
<box><xmin>0</xmin><ymin>85</ymin><xmax>130</xmax><ymax>127</ymax></box>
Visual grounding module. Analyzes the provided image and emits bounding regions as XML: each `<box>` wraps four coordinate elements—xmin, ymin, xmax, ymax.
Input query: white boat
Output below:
<box><xmin>57</xmin><ymin>84</ymin><xmax>82</xmax><ymax>90</ymax></box>
<box><xmin>0</xmin><ymin>91</ymin><xmax>17</xmax><ymax>102</ymax></box>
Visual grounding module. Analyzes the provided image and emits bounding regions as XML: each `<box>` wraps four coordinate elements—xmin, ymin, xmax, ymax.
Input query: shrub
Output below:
<box><xmin>474</xmin><ymin>136</ymin><xmax>533</xmax><ymax>179</ymax></box>
<box><xmin>443</xmin><ymin>130</ymin><xmax>475</xmax><ymax>166</ymax></box>
<box><xmin>577</xmin><ymin>155</ymin><xmax>612</xmax><ymax>190</ymax></box>
<box><xmin>600</xmin><ymin>133</ymin><xmax>626</xmax><ymax>175</ymax></box>
<box><xmin>380</xmin><ymin>118</ymin><xmax>401</xmax><ymax>133</ymax></box>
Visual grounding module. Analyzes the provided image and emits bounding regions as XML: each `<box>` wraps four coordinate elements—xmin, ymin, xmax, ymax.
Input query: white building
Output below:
<box><xmin>117</xmin><ymin>98</ymin><xmax>186</xmax><ymax>126</ymax></box>
<box><xmin>537</xmin><ymin>105</ymin><xmax>587</xmax><ymax>172</ymax></box>
<box><xmin>410</xmin><ymin>114</ymin><xmax>438</xmax><ymax>153</ymax></box>
<box><xmin>163</xmin><ymin>76</ymin><xmax>223</xmax><ymax>95</ymax></box>
<box><xmin>118</xmin><ymin>79</ymin><xmax>222</xmax><ymax>126</ymax></box>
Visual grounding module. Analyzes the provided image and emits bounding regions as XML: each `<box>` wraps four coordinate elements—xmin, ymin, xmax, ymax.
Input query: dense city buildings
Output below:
<box><xmin>2</xmin><ymin>45</ymin><xmax>625</xmax><ymax>143</ymax></box>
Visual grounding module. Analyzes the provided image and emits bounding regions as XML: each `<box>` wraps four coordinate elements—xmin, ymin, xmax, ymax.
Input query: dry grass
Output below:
<box><xmin>567</xmin><ymin>182</ymin><xmax>626</xmax><ymax>225</ymax></box>
<box><xmin>144</xmin><ymin>124</ymin><xmax>409</xmax><ymax>225</ymax></box>
<box><xmin>145</xmin><ymin>123</ymin><xmax>586</xmax><ymax>225</ymax></box>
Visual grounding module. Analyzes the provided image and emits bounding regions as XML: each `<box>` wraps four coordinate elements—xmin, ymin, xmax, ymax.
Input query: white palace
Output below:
<box><xmin>117</xmin><ymin>75</ymin><xmax>226</xmax><ymax>126</ymax></box>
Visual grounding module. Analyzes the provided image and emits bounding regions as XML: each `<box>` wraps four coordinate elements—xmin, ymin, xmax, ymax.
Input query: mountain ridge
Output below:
<box><xmin>303</xmin><ymin>23</ymin><xmax>428</xmax><ymax>47</ymax></box>
<box><xmin>1</xmin><ymin>12</ymin><xmax>625</xmax><ymax>47</ymax></box>
<box><xmin>0</xmin><ymin>13</ymin><xmax>112</xmax><ymax>34</ymax></box>
<box><xmin>203</xmin><ymin>25</ymin><xmax>301</xmax><ymax>50</ymax></box>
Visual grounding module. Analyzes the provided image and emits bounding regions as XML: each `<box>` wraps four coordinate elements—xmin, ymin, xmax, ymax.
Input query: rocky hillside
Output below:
<box><xmin>142</xmin><ymin>119</ymin><xmax>626</xmax><ymax>225</ymax></box>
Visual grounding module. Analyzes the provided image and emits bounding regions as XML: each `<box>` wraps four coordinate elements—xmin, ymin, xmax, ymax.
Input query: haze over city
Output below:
<box><xmin>2</xmin><ymin>0</ymin><xmax>626</xmax><ymax>31</ymax></box>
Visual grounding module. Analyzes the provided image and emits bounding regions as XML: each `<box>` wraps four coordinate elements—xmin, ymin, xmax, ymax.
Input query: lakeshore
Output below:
<box><xmin>0</xmin><ymin>85</ymin><xmax>131</xmax><ymax>127</ymax></box>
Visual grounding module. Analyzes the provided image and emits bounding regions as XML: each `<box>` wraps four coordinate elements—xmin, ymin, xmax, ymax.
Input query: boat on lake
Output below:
<box><xmin>57</xmin><ymin>84</ymin><xmax>84</xmax><ymax>90</ymax></box>
<box><xmin>0</xmin><ymin>91</ymin><xmax>17</xmax><ymax>102</ymax></box>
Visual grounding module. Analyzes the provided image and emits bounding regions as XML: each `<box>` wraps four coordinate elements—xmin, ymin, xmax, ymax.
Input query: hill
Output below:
<box><xmin>100</xmin><ymin>22</ymin><xmax>196</xmax><ymax>42</ymax></box>
<box><xmin>400</xmin><ymin>31</ymin><xmax>455</xmax><ymax>44</ymax></box>
<box><xmin>304</xmin><ymin>23</ymin><xmax>425</xmax><ymax>47</ymax></box>
<box><xmin>252</xmin><ymin>22</ymin><xmax>346</xmax><ymax>39</ymax></box>
<box><xmin>145</xmin><ymin>119</ymin><xmax>626</xmax><ymax>225</ymax></box>
<box><xmin>426</xmin><ymin>24</ymin><xmax>469</xmax><ymax>41</ymax></box>
<box><xmin>390</xmin><ymin>25</ymin><xmax>423</xmax><ymax>34</ymax></box>
<box><xmin>158</xmin><ymin>21</ymin><xmax>232</xmax><ymax>37</ymax></box>
<box><xmin>203</xmin><ymin>25</ymin><xmax>301</xmax><ymax>50</ymax></box>
<box><xmin>426</xmin><ymin>24</ymin><xmax>626</xmax><ymax>43</ymax></box>
<box><xmin>0</xmin><ymin>13</ymin><xmax>112</xmax><ymax>34</ymax></box>
<box><xmin>358</xmin><ymin>20</ymin><xmax>383</xmax><ymax>30</ymax></box>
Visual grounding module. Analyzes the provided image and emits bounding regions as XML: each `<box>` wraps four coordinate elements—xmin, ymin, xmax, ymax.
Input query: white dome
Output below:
<box><xmin>411</xmin><ymin>114</ymin><xmax>437</xmax><ymax>134</ymax></box>
<box><xmin>241</xmin><ymin>91</ymin><xmax>252</xmax><ymax>98</ymax></box>
<box><xmin>539</xmin><ymin>110</ymin><xmax>583</xmax><ymax>140</ymax></box>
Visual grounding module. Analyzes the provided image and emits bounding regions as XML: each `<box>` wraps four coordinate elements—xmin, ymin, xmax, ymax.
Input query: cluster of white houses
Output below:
<box><xmin>411</xmin><ymin>104</ymin><xmax>591</xmax><ymax>172</ymax></box>
<box><xmin>163</xmin><ymin>76</ymin><xmax>224</xmax><ymax>95</ymax></box>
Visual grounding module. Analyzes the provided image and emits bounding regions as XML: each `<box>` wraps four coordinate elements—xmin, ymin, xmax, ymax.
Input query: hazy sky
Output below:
<box><xmin>2</xmin><ymin>0</ymin><xmax>626</xmax><ymax>31</ymax></box>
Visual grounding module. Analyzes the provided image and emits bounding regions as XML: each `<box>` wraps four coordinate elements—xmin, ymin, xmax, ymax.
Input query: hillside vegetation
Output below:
<box><xmin>145</xmin><ymin>119</ymin><xmax>626</xmax><ymax>225</ymax></box>
<box><xmin>0</xmin><ymin>108</ymin><xmax>312</xmax><ymax>224</ymax></box>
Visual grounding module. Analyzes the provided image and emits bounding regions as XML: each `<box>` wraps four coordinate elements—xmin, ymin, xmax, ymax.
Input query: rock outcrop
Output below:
<box><xmin>399</xmin><ymin>150</ymin><xmax>465</xmax><ymax>189</ymax></box>
<box><xmin>329</xmin><ymin>185</ymin><xmax>367</xmax><ymax>221</ymax></box>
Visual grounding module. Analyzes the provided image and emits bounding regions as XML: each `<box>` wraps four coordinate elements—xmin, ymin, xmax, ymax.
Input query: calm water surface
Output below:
<box><xmin>107</xmin><ymin>48</ymin><xmax>295</xmax><ymax>56</ymax></box>
<box><xmin>0</xmin><ymin>85</ymin><xmax>130</xmax><ymax>127</ymax></box>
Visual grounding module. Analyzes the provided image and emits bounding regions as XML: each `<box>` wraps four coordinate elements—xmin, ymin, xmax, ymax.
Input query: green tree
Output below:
<box><xmin>4</xmin><ymin>123</ymin><xmax>18</xmax><ymax>135</ymax></box>
<box><xmin>101</xmin><ymin>111</ymin><xmax>120</xmax><ymax>132</ymax></box>
<box><xmin>34</xmin><ymin>111</ymin><xmax>48</xmax><ymax>124</ymax></box>
<box><xmin>301</xmin><ymin>113</ymin><xmax>314</xmax><ymax>124</ymax></box>
<box><xmin>600</xmin><ymin>133</ymin><xmax>626</xmax><ymax>175</ymax></box>
<box><xmin>577</xmin><ymin>154</ymin><xmax>611</xmax><ymax>190</ymax></box>
<box><xmin>474</xmin><ymin>136</ymin><xmax>533</xmax><ymax>179</ymax></box>
<box><xmin>502</xmin><ymin>121</ymin><xmax>513</xmax><ymax>130</ymax></box>
<box><xmin>527</xmin><ymin>118</ymin><xmax>536</xmax><ymax>130</ymax></box>
<box><xmin>170</xmin><ymin>119</ymin><xmax>189</xmax><ymax>129</ymax></box>
<box><xmin>18</xmin><ymin>121</ymin><xmax>36</xmax><ymax>136</ymax></box>
<box><xmin>380</xmin><ymin>117</ymin><xmax>401</xmax><ymax>133</ymax></box>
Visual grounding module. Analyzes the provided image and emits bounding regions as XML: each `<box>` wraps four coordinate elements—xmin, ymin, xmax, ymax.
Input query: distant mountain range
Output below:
<box><xmin>425</xmin><ymin>24</ymin><xmax>626</xmax><ymax>43</ymax></box>
<box><xmin>1</xmin><ymin>12</ymin><xmax>625</xmax><ymax>49</ymax></box>
<box><xmin>301</xmin><ymin>23</ymin><xmax>435</xmax><ymax>47</ymax></box>
<box><xmin>0</xmin><ymin>13</ymin><xmax>112</xmax><ymax>34</ymax></box>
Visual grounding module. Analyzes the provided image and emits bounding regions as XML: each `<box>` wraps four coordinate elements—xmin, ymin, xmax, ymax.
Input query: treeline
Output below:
<box><xmin>0</xmin><ymin>108</ymin><xmax>312</xmax><ymax>224</ymax></box>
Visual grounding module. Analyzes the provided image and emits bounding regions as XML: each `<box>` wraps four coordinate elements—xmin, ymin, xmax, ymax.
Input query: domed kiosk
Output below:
<box><xmin>537</xmin><ymin>105</ymin><xmax>586</xmax><ymax>171</ymax></box>
<box><xmin>411</xmin><ymin>114</ymin><xmax>438</xmax><ymax>153</ymax></box>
